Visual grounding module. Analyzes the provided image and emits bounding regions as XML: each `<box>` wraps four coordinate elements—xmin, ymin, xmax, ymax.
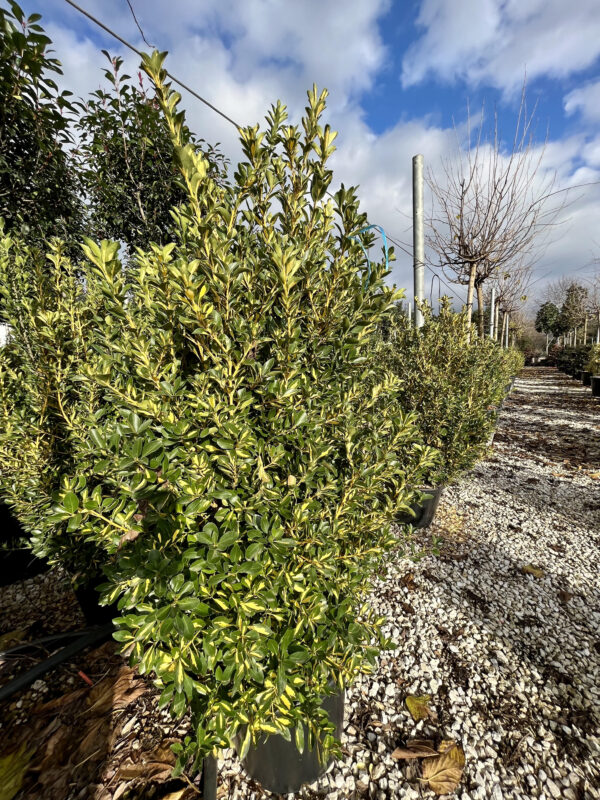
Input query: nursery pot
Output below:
<box><xmin>395</xmin><ymin>485</ymin><xmax>444</xmax><ymax>529</ymax></box>
<box><xmin>0</xmin><ymin>502</ymin><xmax>48</xmax><ymax>586</ymax></box>
<box><xmin>240</xmin><ymin>689</ymin><xmax>345</xmax><ymax>794</ymax></box>
<box><xmin>582</xmin><ymin>371</ymin><xmax>591</xmax><ymax>387</ymax></box>
<box><xmin>573</xmin><ymin>370</ymin><xmax>582</xmax><ymax>381</ymax></box>
<box><xmin>0</xmin><ymin>546</ymin><xmax>48</xmax><ymax>587</ymax></box>
<box><xmin>74</xmin><ymin>576</ymin><xmax>119</xmax><ymax>626</ymax></box>
<box><xmin>591</xmin><ymin>375</ymin><xmax>600</xmax><ymax>398</ymax></box>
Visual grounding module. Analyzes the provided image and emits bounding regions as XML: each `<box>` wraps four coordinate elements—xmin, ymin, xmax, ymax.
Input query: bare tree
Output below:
<box><xmin>427</xmin><ymin>88</ymin><xmax>563</xmax><ymax>338</ymax></box>
<box><xmin>489</xmin><ymin>260</ymin><xmax>533</xmax><ymax>344</ymax></box>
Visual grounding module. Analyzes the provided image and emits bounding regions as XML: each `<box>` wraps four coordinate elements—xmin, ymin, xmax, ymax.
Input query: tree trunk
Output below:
<box><xmin>465</xmin><ymin>263</ymin><xmax>477</xmax><ymax>339</ymax></box>
<box><xmin>476</xmin><ymin>281</ymin><xmax>485</xmax><ymax>339</ymax></box>
<box><xmin>494</xmin><ymin>304</ymin><xmax>500</xmax><ymax>341</ymax></box>
<box><xmin>584</xmin><ymin>316</ymin><xmax>588</xmax><ymax>344</ymax></box>
<box><xmin>546</xmin><ymin>333</ymin><xmax>549</xmax><ymax>355</ymax></box>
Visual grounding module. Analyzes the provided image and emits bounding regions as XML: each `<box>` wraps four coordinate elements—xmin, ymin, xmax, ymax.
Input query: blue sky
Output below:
<box><xmin>14</xmin><ymin>0</ymin><xmax>600</xmax><ymax>304</ymax></box>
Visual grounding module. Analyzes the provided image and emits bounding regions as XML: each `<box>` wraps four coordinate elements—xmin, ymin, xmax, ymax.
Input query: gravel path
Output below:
<box><xmin>222</xmin><ymin>367</ymin><xmax>600</xmax><ymax>799</ymax></box>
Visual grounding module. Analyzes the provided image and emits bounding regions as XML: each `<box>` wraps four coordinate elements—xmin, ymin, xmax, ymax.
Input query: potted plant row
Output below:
<box><xmin>586</xmin><ymin>345</ymin><xmax>600</xmax><ymax>397</ymax></box>
<box><xmin>372</xmin><ymin>302</ymin><xmax>522</xmax><ymax>529</ymax></box>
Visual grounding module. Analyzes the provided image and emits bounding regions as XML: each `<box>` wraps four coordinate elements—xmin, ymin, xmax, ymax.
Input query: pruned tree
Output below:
<box><xmin>73</xmin><ymin>51</ymin><xmax>228</xmax><ymax>256</ymax></box>
<box><xmin>535</xmin><ymin>301</ymin><xmax>561</xmax><ymax>353</ymax></box>
<box><xmin>427</xmin><ymin>89</ymin><xmax>562</xmax><ymax>338</ymax></box>
<box><xmin>558</xmin><ymin>282</ymin><xmax>588</xmax><ymax>345</ymax></box>
<box><xmin>0</xmin><ymin>1</ymin><xmax>82</xmax><ymax>242</ymax></box>
<box><xmin>488</xmin><ymin>259</ymin><xmax>532</xmax><ymax>344</ymax></box>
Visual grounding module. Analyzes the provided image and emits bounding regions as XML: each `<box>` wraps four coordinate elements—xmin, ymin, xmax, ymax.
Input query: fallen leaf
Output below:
<box><xmin>392</xmin><ymin>739</ymin><xmax>437</xmax><ymax>759</ymax></box>
<box><xmin>117</xmin><ymin>740</ymin><xmax>176</xmax><ymax>783</ymax></box>
<box><xmin>422</xmin><ymin>743</ymin><xmax>465</xmax><ymax>795</ymax></box>
<box><xmin>0</xmin><ymin>743</ymin><xmax>33</xmax><ymax>800</ymax></box>
<box><xmin>521</xmin><ymin>564</ymin><xmax>544</xmax><ymax>579</ymax></box>
<box><xmin>558</xmin><ymin>589</ymin><xmax>574</xmax><ymax>603</ymax></box>
<box><xmin>162</xmin><ymin>790</ymin><xmax>188</xmax><ymax>800</ymax></box>
<box><xmin>400</xmin><ymin>572</ymin><xmax>418</xmax><ymax>591</ymax></box>
<box><xmin>112</xmin><ymin>782</ymin><xmax>132</xmax><ymax>800</ymax></box>
<box><xmin>34</xmin><ymin>687</ymin><xmax>88</xmax><ymax>713</ymax></box>
<box><xmin>438</xmin><ymin>739</ymin><xmax>465</xmax><ymax>766</ymax></box>
<box><xmin>118</xmin><ymin>529</ymin><xmax>140</xmax><ymax>548</ymax></box>
<box><xmin>88</xmin><ymin>666</ymin><xmax>146</xmax><ymax>713</ymax></box>
<box><xmin>405</xmin><ymin>695</ymin><xmax>432</xmax><ymax>722</ymax></box>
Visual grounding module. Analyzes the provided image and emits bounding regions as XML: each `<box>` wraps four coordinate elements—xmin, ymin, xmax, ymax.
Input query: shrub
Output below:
<box><xmin>0</xmin><ymin>229</ymin><xmax>106</xmax><ymax>577</ymax></box>
<box><xmin>378</xmin><ymin>300</ymin><xmax>511</xmax><ymax>485</ymax></box>
<box><xmin>1</xmin><ymin>52</ymin><xmax>434</xmax><ymax>772</ymax></box>
<box><xmin>586</xmin><ymin>344</ymin><xmax>600</xmax><ymax>375</ymax></box>
<box><xmin>502</xmin><ymin>347</ymin><xmax>525</xmax><ymax>379</ymax></box>
<box><xmin>556</xmin><ymin>345</ymin><xmax>591</xmax><ymax>374</ymax></box>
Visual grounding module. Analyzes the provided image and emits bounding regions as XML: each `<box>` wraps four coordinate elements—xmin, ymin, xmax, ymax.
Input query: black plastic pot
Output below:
<box><xmin>0</xmin><ymin>548</ymin><xmax>48</xmax><ymax>587</ymax></box>
<box><xmin>74</xmin><ymin>577</ymin><xmax>119</xmax><ymax>626</ymax></box>
<box><xmin>582</xmin><ymin>371</ymin><xmax>591</xmax><ymax>387</ymax></box>
<box><xmin>0</xmin><ymin>502</ymin><xmax>49</xmax><ymax>586</ymax></box>
<box><xmin>395</xmin><ymin>485</ymin><xmax>444</xmax><ymax>529</ymax></box>
<box><xmin>591</xmin><ymin>375</ymin><xmax>600</xmax><ymax>397</ymax></box>
<box><xmin>241</xmin><ymin>690</ymin><xmax>344</xmax><ymax>794</ymax></box>
<box><xmin>573</xmin><ymin>370</ymin><xmax>582</xmax><ymax>381</ymax></box>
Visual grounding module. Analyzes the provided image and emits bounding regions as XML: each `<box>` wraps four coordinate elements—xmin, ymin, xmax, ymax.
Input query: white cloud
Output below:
<box><xmin>564</xmin><ymin>80</ymin><xmax>600</xmax><ymax>124</ymax></box>
<box><xmin>402</xmin><ymin>0</ymin><xmax>600</xmax><ymax>94</ymax></box>
<box><xmin>16</xmin><ymin>0</ymin><xmax>600</xmax><ymax>302</ymax></box>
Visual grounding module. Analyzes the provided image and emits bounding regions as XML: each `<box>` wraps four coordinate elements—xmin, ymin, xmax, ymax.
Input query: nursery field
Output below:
<box><xmin>1</xmin><ymin>366</ymin><xmax>598</xmax><ymax>800</ymax></box>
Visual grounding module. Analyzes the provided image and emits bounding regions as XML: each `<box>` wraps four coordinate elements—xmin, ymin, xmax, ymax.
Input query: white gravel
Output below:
<box><xmin>219</xmin><ymin>367</ymin><xmax>600</xmax><ymax>799</ymax></box>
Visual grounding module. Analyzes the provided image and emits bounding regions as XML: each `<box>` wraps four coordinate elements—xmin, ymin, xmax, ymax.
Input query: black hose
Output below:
<box><xmin>0</xmin><ymin>628</ymin><xmax>98</xmax><ymax>657</ymax></box>
<box><xmin>0</xmin><ymin>623</ymin><xmax>114</xmax><ymax>703</ymax></box>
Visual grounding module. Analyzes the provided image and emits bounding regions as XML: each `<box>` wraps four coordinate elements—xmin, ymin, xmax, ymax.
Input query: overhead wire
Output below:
<box><xmin>63</xmin><ymin>0</ymin><xmax>243</xmax><ymax>130</ymax></box>
<box><xmin>63</xmin><ymin>0</ymin><xmax>553</xmax><ymax>317</ymax></box>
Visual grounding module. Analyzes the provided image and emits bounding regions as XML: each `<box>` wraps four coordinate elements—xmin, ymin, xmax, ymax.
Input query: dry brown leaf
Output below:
<box><xmin>438</xmin><ymin>740</ymin><xmax>465</xmax><ymax>766</ymax></box>
<box><xmin>118</xmin><ymin>529</ymin><xmax>140</xmax><ymax>548</ymax></box>
<box><xmin>162</xmin><ymin>790</ymin><xmax>188</xmax><ymax>800</ymax></box>
<box><xmin>521</xmin><ymin>564</ymin><xmax>544</xmax><ymax>579</ymax></box>
<box><xmin>392</xmin><ymin>739</ymin><xmax>437</xmax><ymax>760</ymax></box>
<box><xmin>422</xmin><ymin>744</ymin><xmax>465</xmax><ymax>795</ymax></box>
<box><xmin>112</xmin><ymin>782</ymin><xmax>132</xmax><ymax>800</ymax></box>
<box><xmin>87</xmin><ymin>667</ymin><xmax>146</xmax><ymax>714</ymax></box>
<box><xmin>117</xmin><ymin>740</ymin><xmax>176</xmax><ymax>783</ymax></box>
<box><xmin>558</xmin><ymin>589</ymin><xmax>574</xmax><ymax>603</ymax></box>
<box><xmin>35</xmin><ymin>687</ymin><xmax>88</xmax><ymax>714</ymax></box>
<box><xmin>405</xmin><ymin>694</ymin><xmax>433</xmax><ymax>722</ymax></box>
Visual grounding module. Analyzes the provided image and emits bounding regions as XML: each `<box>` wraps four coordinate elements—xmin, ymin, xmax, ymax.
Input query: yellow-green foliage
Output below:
<box><xmin>586</xmin><ymin>344</ymin><xmax>600</xmax><ymax>375</ymax></box>
<box><xmin>377</xmin><ymin>300</ymin><xmax>515</xmax><ymax>485</ymax></box>
<box><xmin>0</xmin><ymin>51</ymin><xmax>434</xmax><ymax>772</ymax></box>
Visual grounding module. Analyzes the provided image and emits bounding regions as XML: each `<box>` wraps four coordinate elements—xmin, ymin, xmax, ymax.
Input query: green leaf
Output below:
<box><xmin>62</xmin><ymin>492</ymin><xmax>79</xmax><ymax>513</ymax></box>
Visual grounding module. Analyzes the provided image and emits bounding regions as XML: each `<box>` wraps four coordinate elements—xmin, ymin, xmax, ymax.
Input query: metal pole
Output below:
<box><xmin>407</xmin><ymin>299</ymin><xmax>412</xmax><ymax>324</ymax></box>
<box><xmin>489</xmin><ymin>287</ymin><xmax>496</xmax><ymax>339</ymax></box>
<box><xmin>494</xmin><ymin>303</ymin><xmax>499</xmax><ymax>341</ymax></box>
<box><xmin>504</xmin><ymin>312</ymin><xmax>510</xmax><ymax>348</ymax></box>
<box><xmin>412</xmin><ymin>154</ymin><xmax>425</xmax><ymax>328</ymax></box>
